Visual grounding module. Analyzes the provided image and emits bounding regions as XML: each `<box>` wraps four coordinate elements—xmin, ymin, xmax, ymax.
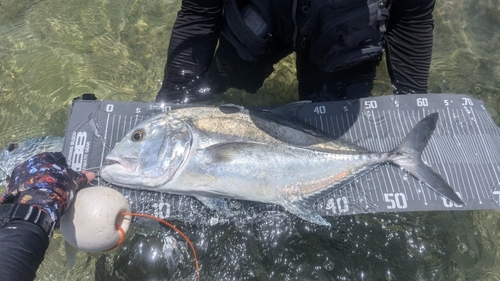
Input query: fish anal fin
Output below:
<box><xmin>284</xmin><ymin>199</ymin><xmax>331</xmax><ymax>227</ymax></box>
<box><xmin>195</xmin><ymin>196</ymin><xmax>230</xmax><ymax>216</ymax></box>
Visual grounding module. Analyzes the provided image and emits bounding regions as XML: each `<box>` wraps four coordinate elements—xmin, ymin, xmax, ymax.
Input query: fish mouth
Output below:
<box><xmin>104</xmin><ymin>155</ymin><xmax>139</xmax><ymax>174</ymax></box>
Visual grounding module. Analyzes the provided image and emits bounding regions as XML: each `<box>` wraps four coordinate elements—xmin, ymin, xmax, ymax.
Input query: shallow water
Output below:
<box><xmin>1</xmin><ymin>0</ymin><xmax>500</xmax><ymax>280</ymax></box>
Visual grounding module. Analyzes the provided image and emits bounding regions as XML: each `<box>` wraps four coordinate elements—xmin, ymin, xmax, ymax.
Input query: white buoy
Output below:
<box><xmin>60</xmin><ymin>186</ymin><xmax>132</xmax><ymax>253</ymax></box>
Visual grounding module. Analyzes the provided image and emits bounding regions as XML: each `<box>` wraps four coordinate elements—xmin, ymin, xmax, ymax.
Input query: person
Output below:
<box><xmin>0</xmin><ymin>152</ymin><xmax>95</xmax><ymax>281</ymax></box>
<box><xmin>156</xmin><ymin>0</ymin><xmax>436</xmax><ymax>104</ymax></box>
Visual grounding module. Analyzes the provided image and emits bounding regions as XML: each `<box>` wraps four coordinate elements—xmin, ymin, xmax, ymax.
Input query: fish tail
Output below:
<box><xmin>388</xmin><ymin>113</ymin><xmax>464</xmax><ymax>205</ymax></box>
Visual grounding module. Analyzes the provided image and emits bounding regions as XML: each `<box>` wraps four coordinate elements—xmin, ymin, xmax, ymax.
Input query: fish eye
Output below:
<box><xmin>131</xmin><ymin>130</ymin><xmax>145</xmax><ymax>141</ymax></box>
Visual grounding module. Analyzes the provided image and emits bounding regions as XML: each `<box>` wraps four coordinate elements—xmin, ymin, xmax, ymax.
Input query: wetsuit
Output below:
<box><xmin>0</xmin><ymin>219</ymin><xmax>50</xmax><ymax>281</ymax></box>
<box><xmin>157</xmin><ymin>0</ymin><xmax>436</xmax><ymax>103</ymax></box>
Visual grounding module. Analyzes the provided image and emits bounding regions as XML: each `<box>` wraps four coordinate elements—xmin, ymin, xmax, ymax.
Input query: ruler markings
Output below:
<box><xmin>110</xmin><ymin>115</ymin><xmax>116</xmax><ymax>148</ymax></box>
<box><xmin>429</xmin><ymin>132</ymin><xmax>452</xmax><ymax>201</ymax></box>
<box><xmin>472</xmin><ymin>108</ymin><xmax>500</xmax><ymax>184</ymax></box>
<box><xmin>361</xmin><ymin>111</ymin><xmax>371</xmax><ymax>149</ymax></box>
<box><xmin>387</xmin><ymin>110</ymin><xmax>399</xmax><ymax>149</ymax></box>
<box><xmin>379</xmin><ymin>162</ymin><xmax>393</xmax><ymax>201</ymax></box>
<box><xmin>372</xmin><ymin>110</ymin><xmax>384</xmax><ymax>152</ymax></box>
<box><xmin>446</xmin><ymin>107</ymin><xmax>471</xmax><ymax>200</ymax></box>
<box><xmin>389</xmin><ymin>110</ymin><xmax>402</xmax><ymax>149</ymax></box>
<box><xmin>354</xmin><ymin>174</ymin><xmax>362</xmax><ymax>205</ymax></box>
<box><xmin>361</xmin><ymin>173</ymin><xmax>370</xmax><ymax>209</ymax></box>
<box><xmin>440</xmin><ymin>140</ymin><xmax>457</xmax><ymax>189</ymax></box>
<box><xmin>466</xmin><ymin>138</ymin><xmax>489</xmax><ymax>199</ymax></box>
<box><xmin>134</xmin><ymin>113</ymin><xmax>140</xmax><ymax>127</ymax></box>
<box><xmin>357</xmin><ymin>175</ymin><xmax>369</xmax><ymax>212</ymax></box>
<box><xmin>325</xmin><ymin>114</ymin><xmax>330</xmax><ymax>135</ymax></box>
<box><xmin>379</xmin><ymin>110</ymin><xmax>389</xmax><ymax>149</ymax></box>
<box><xmin>99</xmin><ymin>111</ymin><xmax>112</xmax><ymax>169</ymax></box>
<box><xmin>115</xmin><ymin>115</ymin><xmax>121</xmax><ymax>144</ymax></box>
<box><xmin>347</xmin><ymin>114</ymin><xmax>355</xmax><ymax>141</ymax></box>
<box><xmin>456</xmin><ymin>108</ymin><xmax>481</xmax><ymax>202</ymax></box>
<box><xmin>122</xmin><ymin>115</ymin><xmax>128</xmax><ymax>139</ymax></box>
<box><xmin>445</xmin><ymin>136</ymin><xmax>462</xmax><ymax>200</ymax></box>
<box><xmin>343</xmin><ymin>113</ymin><xmax>351</xmax><ymax>142</ymax></box>
<box><xmin>335</xmin><ymin>115</ymin><xmax>341</xmax><ymax>138</ymax></box>
<box><xmin>328</xmin><ymin>115</ymin><xmax>334</xmax><ymax>136</ymax></box>
<box><xmin>337</xmin><ymin>115</ymin><xmax>344</xmax><ymax>140</ymax></box>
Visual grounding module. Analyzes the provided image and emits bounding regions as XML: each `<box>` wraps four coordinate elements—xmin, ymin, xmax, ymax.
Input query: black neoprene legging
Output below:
<box><xmin>159</xmin><ymin>0</ymin><xmax>436</xmax><ymax>102</ymax></box>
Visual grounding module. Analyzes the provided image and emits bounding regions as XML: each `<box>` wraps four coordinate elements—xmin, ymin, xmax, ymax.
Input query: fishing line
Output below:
<box><xmin>114</xmin><ymin>212</ymin><xmax>201</xmax><ymax>281</ymax></box>
<box><xmin>81</xmin><ymin>167</ymin><xmax>101</xmax><ymax>173</ymax></box>
<box><xmin>82</xmin><ymin>166</ymin><xmax>103</xmax><ymax>173</ymax></box>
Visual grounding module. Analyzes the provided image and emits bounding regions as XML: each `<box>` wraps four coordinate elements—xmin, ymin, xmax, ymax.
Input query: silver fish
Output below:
<box><xmin>100</xmin><ymin>104</ymin><xmax>464</xmax><ymax>226</ymax></box>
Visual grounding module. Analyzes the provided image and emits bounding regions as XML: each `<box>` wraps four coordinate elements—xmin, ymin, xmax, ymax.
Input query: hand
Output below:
<box><xmin>0</xmin><ymin>152</ymin><xmax>95</xmax><ymax>225</ymax></box>
<box><xmin>155</xmin><ymin>88</ymin><xmax>191</xmax><ymax>104</ymax></box>
<box><xmin>155</xmin><ymin>88</ymin><xmax>215</xmax><ymax>104</ymax></box>
<box><xmin>156</xmin><ymin>76</ymin><xmax>215</xmax><ymax>104</ymax></box>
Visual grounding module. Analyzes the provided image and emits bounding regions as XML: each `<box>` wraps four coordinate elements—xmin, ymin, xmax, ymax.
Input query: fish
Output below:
<box><xmin>0</xmin><ymin>136</ymin><xmax>64</xmax><ymax>188</ymax></box>
<box><xmin>100</xmin><ymin>104</ymin><xmax>464</xmax><ymax>226</ymax></box>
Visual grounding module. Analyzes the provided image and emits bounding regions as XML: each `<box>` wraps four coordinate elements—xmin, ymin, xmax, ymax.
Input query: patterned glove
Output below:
<box><xmin>0</xmin><ymin>152</ymin><xmax>88</xmax><ymax>225</ymax></box>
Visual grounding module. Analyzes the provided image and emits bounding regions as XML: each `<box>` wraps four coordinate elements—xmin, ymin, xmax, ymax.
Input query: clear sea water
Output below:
<box><xmin>1</xmin><ymin>0</ymin><xmax>500</xmax><ymax>280</ymax></box>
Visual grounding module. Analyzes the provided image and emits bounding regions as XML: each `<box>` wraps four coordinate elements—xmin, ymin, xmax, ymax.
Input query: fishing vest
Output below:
<box><xmin>221</xmin><ymin>0</ymin><xmax>390</xmax><ymax>72</ymax></box>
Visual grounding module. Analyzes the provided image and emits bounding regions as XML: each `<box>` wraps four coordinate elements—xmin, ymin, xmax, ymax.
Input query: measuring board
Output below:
<box><xmin>62</xmin><ymin>94</ymin><xmax>500</xmax><ymax>221</ymax></box>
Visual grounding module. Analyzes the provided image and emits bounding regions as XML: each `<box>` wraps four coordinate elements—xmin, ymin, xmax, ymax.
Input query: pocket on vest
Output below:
<box><xmin>310</xmin><ymin>0</ymin><xmax>388</xmax><ymax>72</ymax></box>
<box><xmin>221</xmin><ymin>0</ymin><xmax>272</xmax><ymax>62</ymax></box>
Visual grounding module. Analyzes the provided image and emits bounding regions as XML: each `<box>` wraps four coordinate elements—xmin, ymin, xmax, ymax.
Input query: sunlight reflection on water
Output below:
<box><xmin>1</xmin><ymin>0</ymin><xmax>500</xmax><ymax>280</ymax></box>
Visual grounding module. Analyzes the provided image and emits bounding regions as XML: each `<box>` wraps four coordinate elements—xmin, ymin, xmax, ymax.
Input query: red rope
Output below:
<box><xmin>107</xmin><ymin>225</ymin><xmax>126</xmax><ymax>251</ymax></box>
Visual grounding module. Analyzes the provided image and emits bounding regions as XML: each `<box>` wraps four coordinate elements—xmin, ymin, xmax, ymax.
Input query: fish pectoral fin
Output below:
<box><xmin>195</xmin><ymin>196</ymin><xmax>230</xmax><ymax>216</ymax></box>
<box><xmin>284</xmin><ymin>199</ymin><xmax>331</xmax><ymax>227</ymax></box>
<box><xmin>205</xmin><ymin>142</ymin><xmax>265</xmax><ymax>163</ymax></box>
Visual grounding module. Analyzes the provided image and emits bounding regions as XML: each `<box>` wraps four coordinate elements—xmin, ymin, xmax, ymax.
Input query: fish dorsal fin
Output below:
<box><xmin>250</xmin><ymin>104</ymin><xmax>369</xmax><ymax>153</ymax></box>
<box><xmin>267</xmin><ymin>100</ymin><xmax>312</xmax><ymax>120</ymax></box>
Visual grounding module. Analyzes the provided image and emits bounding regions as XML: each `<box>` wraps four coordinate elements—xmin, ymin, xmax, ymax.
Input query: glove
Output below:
<box><xmin>155</xmin><ymin>75</ymin><xmax>215</xmax><ymax>104</ymax></box>
<box><xmin>0</xmin><ymin>152</ymin><xmax>89</xmax><ymax>225</ymax></box>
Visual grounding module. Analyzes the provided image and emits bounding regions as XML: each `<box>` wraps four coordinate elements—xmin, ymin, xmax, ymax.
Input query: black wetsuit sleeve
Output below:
<box><xmin>0</xmin><ymin>221</ymin><xmax>49</xmax><ymax>281</ymax></box>
<box><xmin>385</xmin><ymin>0</ymin><xmax>436</xmax><ymax>94</ymax></box>
<box><xmin>160</xmin><ymin>0</ymin><xmax>224</xmax><ymax>92</ymax></box>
